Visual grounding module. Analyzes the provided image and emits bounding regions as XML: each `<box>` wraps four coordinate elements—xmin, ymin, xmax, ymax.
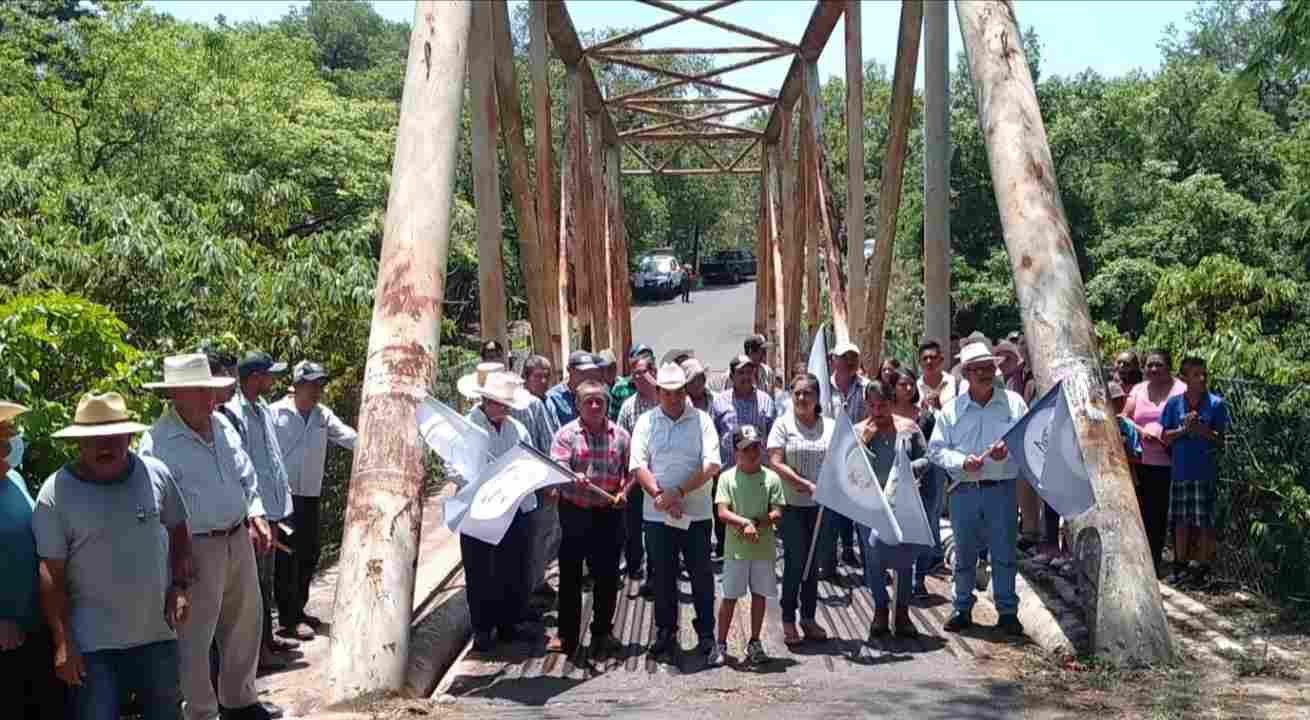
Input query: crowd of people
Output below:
<box><xmin>1</xmin><ymin>351</ymin><xmax>356</xmax><ymax>719</ymax></box>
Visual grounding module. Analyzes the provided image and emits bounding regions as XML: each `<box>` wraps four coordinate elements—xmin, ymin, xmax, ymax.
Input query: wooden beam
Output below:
<box><xmin>602</xmin><ymin>51</ymin><xmax>789</xmax><ymax>104</ymax></box>
<box><xmin>844</xmin><ymin>0</ymin><xmax>866</xmax><ymax>336</ymax></box>
<box><xmin>638</xmin><ymin>0</ymin><xmax>798</xmax><ymax>49</ymax></box>
<box><xmin>531</xmin><ymin>2</ymin><xmax>564</xmax><ymax>371</ymax></box>
<box><xmin>860</xmin><ymin>0</ymin><xmax>922</xmax><ymax>364</ymax></box>
<box><xmin>728</xmin><ymin>137</ymin><xmax>760</xmax><ymax>170</ymax></box>
<box><xmin>545</xmin><ymin>2</ymin><xmax>619</xmax><ymax>145</ymax></box>
<box><xmin>923</xmin><ymin>0</ymin><xmax>951</xmax><ymax>351</ymax></box>
<box><xmin>779</xmin><ymin>105</ymin><xmax>802</xmax><ymax>372</ymax></box>
<box><xmin>762</xmin><ymin>2</ymin><xmax>846</xmax><ymax>143</ymax></box>
<box><xmin>586</xmin><ymin>0</ymin><xmax>741</xmax><ymax>54</ymax></box>
<box><xmin>625</xmin><ymin>143</ymin><xmax>660</xmax><ymax>173</ymax></box>
<box><xmin>956</xmin><ymin>0</ymin><xmax>1173</xmax><ymax>665</ymax></box>
<box><xmin>621</xmin><ymin>167</ymin><xmax>762</xmax><ymax>176</ymax></box>
<box><xmin>766</xmin><ymin>143</ymin><xmax>787</xmax><ymax>375</ymax></box>
<box><xmin>469</xmin><ymin>2</ymin><xmax>509</xmax><ymax>352</ymax></box>
<box><xmin>617</xmin><ymin>99</ymin><xmax>772</xmax><ymax>137</ymax></box>
<box><xmin>600</xmin><ymin>45</ymin><xmax>785</xmax><ymax>56</ymax></box>
<box><xmin>562</xmin><ymin>66</ymin><xmax>590</xmax><ymax>345</ymax></box>
<box><xmin>690</xmin><ymin>137</ymin><xmax>729</xmax><ymax>171</ymax></box>
<box><xmin>589</xmin><ymin>113</ymin><xmax>612</xmax><ymax>352</ymax></box>
<box><xmin>605</xmin><ymin>145</ymin><xmax>631</xmax><ymax>359</ymax></box>
<box><xmin>800</xmin><ymin>72</ymin><xmax>819</xmax><ymax>338</ymax></box>
<box><xmin>803</xmin><ymin>60</ymin><xmax>849</xmax><ymax>344</ymax></box>
<box><xmin>327</xmin><ymin>0</ymin><xmax>467</xmax><ymax>700</ymax></box>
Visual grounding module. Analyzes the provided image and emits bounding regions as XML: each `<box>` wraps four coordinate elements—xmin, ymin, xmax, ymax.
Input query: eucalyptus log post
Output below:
<box><xmin>469</xmin><ymin>2</ymin><xmax>509</xmax><ymax>351</ymax></box>
<box><xmin>860</xmin><ymin>0</ymin><xmax>921</xmax><ymax>363</ymax></box>
<box><xmin>327</xmin><ymin>0</ymin><xmax>469</xmax><ymax>700</ymax></box>
<box><xmin>799</xmin><ymin>80</ymin><xmax>820</xmax><ymax>338</ymax></box>
<box><xmin>491</xmin><ymin>0</ymin><xmax>548</xmax><ymax>356</ymax></box>
<box><xmin>605</xmin><ymin>144</ymin><xmax>629</xmax><ymax>358</ymax></box>
<box><xmin>778</xmin><ymin>107</ymin><xmax>802</xmax><ymax>371</ymax></box>
<box><xmin>589</xmin><ymin>115</ymin><xmax>612</xmax><ymax>352</ymax></box>
<box><xmin>955</xmin><ymin>0</ymin><xmax>1173</xmax><ymax>665</ymax></box>
<box><xmin>923</xmin><ymin>0</ymin><xmax>951</xmax><ymax>348</ymax></box>
<box><xmin>563</xmin><ymin>67</ymin><xmax>592</xmax><ymax>348</ymax></box>
<box><xmin>845</xmin><ymin>0</ymin><xmax>866</xmax><ymax>336</ymax></box>
<box><xmin>754</xmin><ymin>162</ymin><xmax>769</xmax><ymax>336</ymax></box>
<box><xmin>765</xmin><ymin>144</ymin><xmax>787</xmax><ymax>375</ymax></box>
<box><xmin>530</xmin><ymin>3</ymin><xmax>564</xmax><ymax>371</ymax></box>
<box><xmin>804</xmin><ymin>61</ymin><xmax>849</xmax><ymax>344</ymax></box>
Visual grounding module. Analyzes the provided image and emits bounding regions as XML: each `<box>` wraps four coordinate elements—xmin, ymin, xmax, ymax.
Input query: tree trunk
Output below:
<box><xmin>530</xmin><ymin>2</ymin><xmax>564</xmax><ymax>373</ymax></box>
<box><xmin>589</xmin><ymin>114</ymin><xmax>611</xmax><ymax>352</ymax></box>
<box><xmin>327</xmin><ymin>0</ymin><xmax>469</xmax><ymax>700</ymax></box>
<box><xmin>923</xmin><ymin>0</ymin><xmax>952</xmax><ymax>350</ymax></box>
<box><xmin>469</xmin><ymin>2</ymin><xmax>509</xmax><ymax>352</ymax></box>
<box><xmin>844</xmin><ymin>0</ymin><xmax>866</xmax><ymax>336</ymax></box>
<box><xmin>606</xmin><ymin>145</ymin><xmax>632</xmax><ymax>364</ymax></box>
<box><xmin>803</xmin><ymin>61</ymin><xmax>849</xmax><ymax>344</ymax></box>
<box><xmin>955</xmin><ymin>0</ymin><xmax>1173</xmax><ymax>665</ymax></box>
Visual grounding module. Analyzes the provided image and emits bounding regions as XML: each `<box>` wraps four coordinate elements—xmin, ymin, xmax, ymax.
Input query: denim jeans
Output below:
<box><xmin>948</xmin><ymin>480</ymin><xmax>1019</xmax><ymax>614</ymax></box>
<box><xmin>623</xmin><ymin>484</ymin><xmax>645</xmax><ymax>574</ymax></box>
<box><xmin>912</xmin><ymin>466</ymin><xmax>947</xmax><ymax>589</ymax></box>
<box><xmin>780</xmin><ymin>505</ymin><xmax>833</xmax><ymax>624</ymax></box>
<box><xmin>73</xmin><ymin>640</ymin><xmax>181</xmax><ymax>720</ymax></box>
<box><xmin>859</xmin><ymin>524</ymin><xmax>913</xmax><ymax>610</ymax></box>
<box><xmin>644</xmin><ymin>519</ymin><xmax>715</xmax><ymax>640</ymax></box>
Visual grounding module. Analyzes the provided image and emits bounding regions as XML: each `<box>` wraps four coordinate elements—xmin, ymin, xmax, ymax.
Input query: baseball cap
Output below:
<box><xmin>629</xmin><ymin>343</ymin><xmax>654</xmax><ymax>360</ymax></box>
<box><xmin>728</xmin><ymin>354</ymin><xmax>756</xmax><ymax>372</ymax></box>
<box><xmin>568</xmin><ymin>350</ymin><xmax>599</xmax><ymax>371</ymax></box>
<box><xmin>293</xmin><ymin>361</ymin><xmax>329</xmax><ymax>384</ymax></box>
<box><xmin>733</xmin><ymin>425</ymin><xmax>762</xmax><ymax>449</ymax></box>
<box><xmin>238</xmin><ymin>351</ymin><xmax>288</xmax><ymax>377</ymax></box>
<box><xmin>595</xmin><ymin>349</ymin><xmax>616</xmax><ymax>369</ymax></box>
<box><xmin>744</xmin><ymin>334</ymin><xmax>771</xmax><ymax>352</ymax></box>
<box><xmin>830</xmin><ymin>340</ymin><xmax>861</xmax><ymax>357</ymax></box>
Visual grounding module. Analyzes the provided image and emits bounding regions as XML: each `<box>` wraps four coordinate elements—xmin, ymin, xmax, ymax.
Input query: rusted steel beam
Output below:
<box><xmin>544</xmin><ymin>1</ymin><xmax>618</xmax><ymax>145</ymax></box>
<box><xmin>621</xmin><ymin>167</ymin><xmax>762</xmax><ymax>176</ymax></box>
<box><xmin>530</xmin><ymin>1</ymin><xmax>563</xmax><ymax>369</ymax></box>
<box><xmin>728</xmin><ymin>137</ymin><xmax>760</xmax><ymax>170</ymax></box>
<box><xmin>625</xmin><ymin>143</ymin><xmax>660</xmax><ymax>173</ymax></box>
<box><xmin>617</xmin><ymin>99</ymin><xmax>772</xmax><ymax>137</ymax></box>
<box><xmin>627</xmin><ymin>131</ymin><xmax>761</xmax><ymax>142</ymax></box>
<box><xmin>586</xmin><ymin>0</ymin><xmax>741</xmax><ymax>54</ymax></box>
<box><xmin>638</xmin><ymin>0</ymin><xmax>798</xmax><ymax>49</ymax></box>
<box><xmin>616</xmin><ymin>97</ymin><xmax>769</xmax><ymax>105</ymax></box>
<box><xmin>762</xmin><ymin>2</ymin><xmax>846</xmax><ymax>143</ymax></box>
<box><xmin>603</xmin><ymin>51</ymin><xmax>789</xmax><ymax>104</ymax></box>
<box><xmin>690</xmin><ymin>138</ymin><xmax>729</xmax><ymax>171</ymax></box>
<box><xmin>801</xmin><ymin>60</ymin><xmax>848</xmax><ymax>344</ymax></box>
<box><xmin>600</xmin><ymin>45</ymin><xmax>785</xmax><ymax>56</ymax></box>
<box><xmin>656</xmin><ymin>142</ymin><xmax>685</xmax><ymax>170</ymax></box>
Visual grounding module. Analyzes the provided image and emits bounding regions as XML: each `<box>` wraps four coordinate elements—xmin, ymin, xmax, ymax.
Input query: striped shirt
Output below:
<box><xmin>617</xmin><ymin>392</ymin><xmax>659</xmax><ymax>435</ymax></box>
<box><xmin>766</xmin><ymin>412</ymin><xmax>833</xmax><ymax>507</ymax></box>
<box><xmin>550</xmin><ymin>419</ymin><xmax>631</xmax><ymax>509</ymax></box>
<box><xmin>511</xmin><ymin>396</ymin><xmax>558</xmax><ymax>453</ymax></box>
<box><xmin>830</xmin><ymin>374</ymin><xmax>870</xmax><ymax>424</ymax></box>
<box><xmin>710</xmin><ymin>388</ymin><xmax>776</xmax><ymax>468</ymax></box>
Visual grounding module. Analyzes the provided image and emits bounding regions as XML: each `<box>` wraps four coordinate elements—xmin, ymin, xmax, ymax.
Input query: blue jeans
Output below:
<box><xmin>858</xmin><ymin>524</ymin><xmax>913</xmax><ymax>610</ymax></box>
<box><xmin>73</xmin><ymin>640</ymin><xmax>180</xmax><ymax>720</ymax></box>
<box><xmin>780</xmin><ymin>506</ymin><xmax>833</xmax><ymax>624</ymax></box>
<box><xmin>948</xmin><ymin>480</ymin><xmax>1019</xmax><ymax>614</ymax></box>
<box><xmin>644</xmin><ymin>519</ymin><xmax>715</xmax><ymax>640</ymax></box>
<box><xmin>912</xmin><ymin>466</ymin><xmax>947</xmax><ymax>589</ymax></box>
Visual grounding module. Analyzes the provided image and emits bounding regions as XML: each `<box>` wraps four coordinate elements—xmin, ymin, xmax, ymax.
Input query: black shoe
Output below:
<box><xmin>300</xmin><ymin>613</ymin><xmax>324</xmax><ymax>630</ymax></box>
<box><xmin>498</xmin><ymin>624</ymin><xmax>531</xmax><ymax>643</ymax></box>
<box><xmin>841</xmin><ymin>547</ymin><xmax>858</xmax><ymax>566</ymax></box>
<box><xmin>473</xmin><ymin>630</ymin><xmax>495</xmax><ymax>652</ymax></box>
<box><xmin>997</xmin><ymin>614</ymin><xmax>1025</xmax><ymax>637</ymax></box>
<box><xmin>698</xmin><ymin>637</ymin><xmax>722</xmax><ymax>666</ymax></box>
<box><xmin>943</xmin><ymin>611</ymin><xmax>973</xmax><ymax>633</ymax></box>
<box><xmin>627</xmin><ymin>566</ymin><xmax>645</xmax><ymax>581</ymax></box>
<box><xmin>649</xmin><ymin>628</ymin><xmax>676</xmax><ymax>655</ymax></box>
<box><xmin>639</xmin><ymin>582</ymin><xmax>654</xmax><ymax>599</ymax></box>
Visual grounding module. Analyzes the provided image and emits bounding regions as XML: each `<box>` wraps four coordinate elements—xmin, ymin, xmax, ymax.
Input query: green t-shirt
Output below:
<box><xmin>714</xmin><ymin>466</ymin><xmax>785</xmax><ymax>561</ymax></box>
<box><xmin>609</xmin><ymin>376</ymin><xmax>637</xmax><ymax>420</ymax></box>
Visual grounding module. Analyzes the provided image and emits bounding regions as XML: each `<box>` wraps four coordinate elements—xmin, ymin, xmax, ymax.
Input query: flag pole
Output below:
<box><xmin>801</xmin><ymin>506</ymin><xmax>826</xmax><ymax>581</ymax></box>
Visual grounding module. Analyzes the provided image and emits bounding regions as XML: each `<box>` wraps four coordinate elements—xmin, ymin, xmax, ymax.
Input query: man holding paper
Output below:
<box><xmin>928</xmin><ymin>342</ymin><xmax>1029</xmax><ymax>636</ymax></box>
<box><xmin>630</xmin><ymin>363</ymin><xmax>721</xmax><ymax>662</ymax></box>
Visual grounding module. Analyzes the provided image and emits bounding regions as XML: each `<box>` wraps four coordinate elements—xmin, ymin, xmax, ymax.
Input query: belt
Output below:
<box><xmin>194</xmin><ymin>521</ymin><xmax>245</xmax><ymax>538</ymax></box>
<box><xmin>946</xmin><ymin>477</ymin><xmax>1014</xmax><ymax>494</ymax></box>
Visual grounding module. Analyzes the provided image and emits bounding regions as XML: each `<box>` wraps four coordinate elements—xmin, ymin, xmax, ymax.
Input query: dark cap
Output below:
<box><xmin>733</xmin><ymin>425</ymin><xmax>762</xmax><ymax>449</ymax></box>
<box><xmin>728</xmin><ymin>354</ymin><xmax>756</xmax><ymax>372</ymax></box>
<box><xmin>744</xmin><ymin>334</ymin><xmax>771</xmax><ymax>352</ymax></box>
<box><xmin>238</xmin><ymin>351</ymin><xmax>287</xmax><ymax>378</ymax></box>
<box><xmin>479</xmin><ymin>339</ymin><xmax>505</xmax><ymax>362</ymax></box>
<box><xmin>629</xmin><ymin>343</ymin><xmax>654</xmax><ymax>361</ymax></box>
<box><xmin>293</xmin><ymin>361</ymin><xmax>328</xmax><ymax>384</ymax></box>
<box><xmin>568</xmin><ymin>351</ymin><xmax>599</xmax><ymax>371</ymax></box>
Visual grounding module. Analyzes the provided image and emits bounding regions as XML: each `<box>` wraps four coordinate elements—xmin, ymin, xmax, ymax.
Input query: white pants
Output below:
<box><xmin>178</xmin><ymin>526</ymin><xmax>262</xmax><ymax>720</ymax></box>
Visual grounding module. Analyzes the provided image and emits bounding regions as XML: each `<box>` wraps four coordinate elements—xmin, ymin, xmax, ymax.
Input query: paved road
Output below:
<box><xmin>631</xmin><ymin>280</ymin><xmax>758</xmax><ymax>371</ymax></box>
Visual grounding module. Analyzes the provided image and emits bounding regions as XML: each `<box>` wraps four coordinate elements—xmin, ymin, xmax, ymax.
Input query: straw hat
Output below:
<box><xmin>143</xmin><ymin>353</ymin><xmax>236</xmax><ymax>390</ymax></box>
<box><xmin>52</xmin><ymin>392</ymin><xmax>150</xmax><ymax>438</ymax></box>
<box><xmin>457</xmin><ymin>362</ymin><xmax>506</xmax><ymax>400</ymax></box>
<box><xmin>473</xmin><ymin>372</ymin><xmax>533</xmax><ymax>410</ymax></box>
<box><xmin>0</xmin><ymin>402</ymin><xmax>28</xmax><ymax>424</ymax></box>
<box><xmin>656</xmin><ymin>362</ymin><xmax>688</xmax><ymax>391</ymax></box>
<box><xmin>680</xmin><ymin>358</ymin><xmax>707</xmax><ymax>380</ymax></box>
<box><xmin>958</xmin><ymin>342</ymin><xmax>999</xmax><ymax>368</ymax></box>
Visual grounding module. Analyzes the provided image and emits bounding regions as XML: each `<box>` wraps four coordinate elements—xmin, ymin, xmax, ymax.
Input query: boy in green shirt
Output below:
<box><xmin>714</xmin><ymin>426</ymin><xmax>785</xmax><ymax>666</ymax></box>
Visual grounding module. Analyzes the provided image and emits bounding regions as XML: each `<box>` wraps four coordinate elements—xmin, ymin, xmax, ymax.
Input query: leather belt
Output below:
<box><xmin>946</xmin><ymin>478</ymin><xmax>1014</xmax><ymax>494</ymax></box>
<box><xmin>194</xmin><ymin>521</ymin><xmax>244</xmax><ymax>538</ymax></box>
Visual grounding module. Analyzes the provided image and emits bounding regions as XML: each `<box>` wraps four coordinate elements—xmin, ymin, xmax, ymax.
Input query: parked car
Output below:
<box><xmin>700</xmin><ymin>249</ymin><xmax>757</xmax><ymax>285</ymax></box>
<box><xmin>631</xmin><ymin>252</ymin><xmax>687</xmax><ymax>301</ymax></box>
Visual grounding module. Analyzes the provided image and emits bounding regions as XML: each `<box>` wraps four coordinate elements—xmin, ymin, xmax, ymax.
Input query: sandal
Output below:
<box><xmin>783</xmin><ymin>623</ymin><xmax>803</xmax><ymax>645</ymax></box>
<box><xmin>800</xmin><ymin>620</ymin><xmax>828</xmax><ymax>642</ymax></box>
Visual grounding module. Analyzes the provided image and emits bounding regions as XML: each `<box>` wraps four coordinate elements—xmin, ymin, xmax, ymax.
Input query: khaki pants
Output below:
<box><xmin>179</xmin><ymin>526</ymin><xmax>261</xmax><ymax>720</ymax></box>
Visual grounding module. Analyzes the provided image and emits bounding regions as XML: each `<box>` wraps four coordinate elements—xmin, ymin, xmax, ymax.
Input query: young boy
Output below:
<box><xmin>714</xmin><ymin>426</ymin><xmax>784</xmax><ymax>666</ymax></box>
<box><xmin>1161</xmin><ymin>357</ymin><xmax>1229</xmax><ymax>588</ymax></box>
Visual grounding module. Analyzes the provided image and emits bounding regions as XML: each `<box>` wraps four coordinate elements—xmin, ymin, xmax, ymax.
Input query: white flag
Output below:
<box><xmin>878</xmin><ymin>434</ymin><xmax>936</xmax><ymax>566</ymax></box>
<box><xmin>1002</xmin><ymin>381</ymin><xmax>1096</xmax><ymax>518</ymax></box>
<box><xmin>807</xmin><ymin>324</ymin><xmax>832</xmax><ymax>417</ymax></box>
<box><xmin>416</xmin><ymin>396</ymin><xmax>491</xmax><ymax>531</ymax></box>
<box><xmin>815</xmin><ymin>408</ymin><xmax>902</xmax><ymax>544</ymax></box>
<box><xmin>457</xmin><ymin>444</ymin><xmax>576</xmax><ymax>545</ymax></box>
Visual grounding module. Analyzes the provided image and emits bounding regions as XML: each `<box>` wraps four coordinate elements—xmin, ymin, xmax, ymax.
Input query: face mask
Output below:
<box><xmin>4</xmin><ymin>434</ymin><xmax>24</xmax><ymax>471</ymax></box>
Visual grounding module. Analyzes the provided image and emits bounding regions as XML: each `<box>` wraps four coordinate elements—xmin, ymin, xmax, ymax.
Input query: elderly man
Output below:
<box><xmin>631</xmin><ymin>363</ymin><xmax>721</xmax><ymax>664</ymax></box>
<box><xmin>546</xmin><ymin>351</ymin><xmax>604</xmax><ymax>429</ymax></box>
<box><xmin>929</xmin><ymin>342</ymin><xmax>1029</xmax><ymax>636</ymax></box>
<box><xmin>617</xmin><ymin>354</ymin><xmax>660</xmax><ymax>589</ymax></box>
<box><xmin>610</xmin><ymin>344</ymin><xmax>653</xmax><ymax>420</ymax></box>
<box><xmin>270</xmin><ymin>361</ymin><xmax>356</xmax><ymax>638</ymax></box>
<box><xmin>709</xmin><ymin>355</ymin><xmax>775</xmax><ymax>560</ymax></box>
<box><xmin>2</xmin><ymin>402</ymin><xmax>64</xmax><ymax>719</ymax></box>
<box><xmin>140</xmin><ymin>353</ymin><xmax>272</xmax><ymax>720</ymax></box>
<box><xmin>522</xmin><ymin>355</ymin><xmax>554</xmax><ymax>401</ymax></box>
<box><xmin>744</xmin><ymin>334</ymin><xmax>775</xmax><ymax>394</ymax></box>
<box><xmin>35</xmin><ymin>392</ymin><xmax>194</xmax><ymax>720</ymax></box>
<box><xmin>682</xmin><ymin>358</ymin><xmax>711</xmax><ymax>412</ymax></box>
<box><xmin>547</xmin><ymin>380</ymin><xmax>631</xmax><ymax>658</ymax></box>
<box><xmin>828</xmin><ymin>340</ymin><xmax>869</xmax><ymax>568</ymax></box>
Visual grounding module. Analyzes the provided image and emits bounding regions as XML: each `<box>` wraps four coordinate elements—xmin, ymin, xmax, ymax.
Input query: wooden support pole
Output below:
<box><xmin>923</xmin><ymin>0</ymin><xmax>951</xmax><ymax>350</ymax></box>
<box><xmin>766</xmin><ymin>143</ymin><xmax>787</xmax><ymax>375</ymax></box>
<box><xmin>560</xmin><ymin>66</ymin><xmax>588</xmax><ymax>350</ymax></box>
<box><xmin>491</xmin><ymin>0</ymin><xmax>548</xmax><ymax>357</ymax></box>
<box><xmin>802</xmin><ymin>59</ymin><xmax>849</xmax><ymax>344</ymax></box>
<box><xmin>469</xmin><ymin>2</ymin><xmax>509</xmax><ymax>353</ymax></box>
<box><xmin>955</xmin><ymin>0</ymin><xmax>1173</xmax><ymax>665</ymax></box>
<box><xmin>860</xmin><ymin>0</ymin><xmax>922</xmax><ymax>365</ymax></box>
<box><xmin>530</xmin><ymin>2</ymin><xmax>564</xmax><ymax>372</ymax></box>
<box><xmin>606</xmin><ymin>144</ymin><xmax>632</xmax><ymax>360</ymax></box>
<box><xmin>844</xmin><ymin>0</ymin><xmax>866</xmax><ymax>336</ymax></box>
<box><xmin>327</xmin><ymin>0</ymin><xmax>468</xmax><ymax>700</ymax></box>
<box><xmin>779</xmin><ymin>106</ymin><xmax>802</xmax><ymax>373</ymax></box>
<box><xmin>589</xmin><ymin>113</ymin><xmax>612</xmax><ymax>353</ymax></box>
<box><xmin>800</xmin><ymin>70</ymin><xmax>820</xmax><ymax>339</ymax></box>
<box><xmin>754</xmin><ymin>157</ymin><xmax>769</xmax><ymax>336</ymax></box>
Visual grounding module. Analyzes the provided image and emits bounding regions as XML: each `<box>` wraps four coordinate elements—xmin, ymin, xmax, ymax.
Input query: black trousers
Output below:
<box><xmin>461</xmin><ymin>509</ymin><xmax>533</xmax><ymax>634</ymax></box>
<box><xmin>557</xmin><ymin>502</ymin><xmax>624</xmax><ymax>649</ymax></box>
<box><xmin>623</xmin><ymin>484</ymin><xmax>645</xmax><ymax>574</ymax></box>
<box><xmin>275</xmin><ymin>494</ymin><xmax>321</xmax><ymax>624</ymax></box>
<box><xmin>1135</xmin><ymin>464</ymin><xmax>1172</xmax><ymax>568</ymax></box>
<box><xmin>645</xmin><ymin>519</ymin><xmax>715</xmax><ymax>640</ymax></box>
<box><xmin>710</xmin><ymin>476</ymin><xmax>726</xmax><ymax>553</ymax></box>
<box><xmin>0</xmin><ymin>625</ymin><xmax>66</xmax><ymax>720</ymax></box>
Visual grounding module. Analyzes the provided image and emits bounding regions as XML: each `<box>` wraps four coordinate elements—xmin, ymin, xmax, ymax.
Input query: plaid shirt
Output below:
<box><xmin>550</xmin><ymin>418</ymin><xmax>631</xmax><ymax>509</ymax></box>
<box><xmin>711</xmin><ymin>388</ymin><xmax>775</xmax><ymax>467</ymax></box>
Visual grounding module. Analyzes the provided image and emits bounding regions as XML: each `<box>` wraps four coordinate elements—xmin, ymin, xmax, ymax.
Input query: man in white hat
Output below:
<box><xmin>928</xmin><ymin>342</ymin><xmax>1030</xmax><ymax>637</ymax></box>
<box><xmin>270</xmin><ymin>361</ymin><xmax>356</xmax><ymax>638</ymax></box>
<box><xmin>630</xmin><ymin>363</ymin><xmax>722</xmax><ymax>664</ymax></box>
<box><xmin>458</xmin><ymin>371</ymin><xmax>541</xmax><ymax>652</ymax></box>
<box><xmin>32</xmin><ymin>392</ymin><xmax>193</xmax><ymax>719</ymax></box>
<box><xmin>2</xmin><ymin>402</ymin><xmax>65</xmax><ymax>719</ymax></box>
<box><xmin>827</xmin><ymin>340</ymin><xmax>869</xmax><ymax>569</ymax></box>
<box><xmin>139</xmin><ymin>353</ymin><xmax>272</xmax><ymax>720</ymax></box>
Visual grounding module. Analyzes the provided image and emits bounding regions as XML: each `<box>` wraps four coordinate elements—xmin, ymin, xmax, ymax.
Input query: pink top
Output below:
<box><xmin>1127</xmin><ymin>378</ymin><xmax>1187</xmax><ymax>467</ymax></box>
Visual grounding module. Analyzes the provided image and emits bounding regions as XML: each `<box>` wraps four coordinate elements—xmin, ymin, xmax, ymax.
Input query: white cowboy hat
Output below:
<box><xmin>959</xmin><ymin>341</ymin><xmax>999</xmax><ymax>368</ymax></box>
<box><xmin>474</xmin><ymin>371</ymin><xmax>533</xmax><ymax>410</ymax></box>
<box><xmin>52</xmin><ymin>392</ymin><xmax>150</xmax><ymax>438</ymax></box>
<box><xmin>656</xmin><ymin>362</ymin><xmax>688</xmax><ymax>391</ymax></box>
<box><xmin>680</xmin><ymin>357</ymin><xmax>707</xmax><ymax>379</ymax></box>
<box><xmin>0</xmin><ymin>402</ymin><xmax>28</xmax><ymax>424</ymax></box>
<box><xmin>143</xmin><ymin>353</ymin><xmax>236</xmax><ymax>390</ymax></box>
<box><xmin>457</xmin><ymin>362</ymin><xmax>506</xmax><ymax>400</ymax></box>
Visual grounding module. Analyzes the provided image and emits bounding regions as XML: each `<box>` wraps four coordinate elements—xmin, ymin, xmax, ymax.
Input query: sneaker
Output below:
<box><xmin>943</xmin><ymin>611</ymin><xmax>973</xmax><ymax>633</ymax></box>
<box><xmin>745</xmin><ymin>639</ymin><xmax>769</xmax><ymax>666</ymax></box>
<box><xmin>997</xmin><ymin>614</ymin><xmax>1025</xmax><ymax>637</ymax></box>
<box><xmin>700</xmin><ymin>638</ymin><xmax>723</xmax><ymax>666</ymax></box>
<box><xmin>975</xmin><ymin>559</ymin><xmax>991</xmax><ymax>591</ymax></box>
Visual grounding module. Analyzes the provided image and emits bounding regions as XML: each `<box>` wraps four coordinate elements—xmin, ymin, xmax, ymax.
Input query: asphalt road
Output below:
<box><xmin>631</xmin><ymin>280</ymin><xmax>758</xmax><ymax>371</ymax></box>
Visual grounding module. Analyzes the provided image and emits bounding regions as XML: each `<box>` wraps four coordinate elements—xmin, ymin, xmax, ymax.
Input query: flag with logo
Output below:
<box><xmin>416</xmin><ymin>396</ymin><xmax>491</xmax><ymax>531</ymax></box>
<box><xmin>815</xmin><ymin>408</ymin><xmax>902</xmax><ymax>544</ymax></box>
<box><xmin>875</xmin><ymin>434</ymin><xmax>937</xmax><ymax>566</ymax></box>
<box><xmin>1002</xmin><ymin>381</ymin><xmax>1096</xmax><ymax>518</ymax></box>
<box><xmin>456</xmin><ymin>444</ymin><xmax>576</xmax><ymax>545</ymax></box>
<box><xmin>807</xmin><ymin>324</ymin><xmax>832</xmax><ymax>417</ymax></box>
